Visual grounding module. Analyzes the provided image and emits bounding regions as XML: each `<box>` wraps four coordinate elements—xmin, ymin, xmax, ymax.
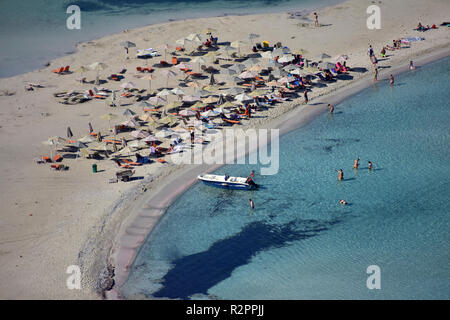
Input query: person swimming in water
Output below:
<box><xmin>339</xmin><ymin>199</ymin><xmax>348</xmax><ymax>205</ymax></box>
<box><xmin>336</xmin><ymin>169</ymin><xmax>344</xmax><ymax>181</ymax></box>
<box><xmin>249</xmin><ymin>199</ymin><xmax>255</xmax><ymax>209</ymax></box>
<box><xmin>353</xmin><ymin>158</ymin><xmax>360</xmax><ymax>169</ymax></box>
<box><xmin>368</xmin><ymin>161</ymin><xmax>373</xmax><ymax>170</ymax></box>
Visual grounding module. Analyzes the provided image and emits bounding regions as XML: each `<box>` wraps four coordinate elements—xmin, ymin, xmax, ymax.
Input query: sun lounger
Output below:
<box><xmin>63</xmin><ymin>66</ymin><xmax>70</xmax><ymax>73</ymax></box>
<box><xmin>160</xmin><ymin>60</ymin><xmax>170</xmax><ymax>66</ymax></box>
<box><xmin>53</xmin><ymin>155</ymin><xmax>63</xmax><ymax>162</ymax></box>
<box><xmin>114</xmin><ymin>160</ymin><xmax>132</xmax><ymax>169</ymax></box>
<box><xmin>104</xmin><ymin>139</ymin><xmax>121</xmax><ymax>144</ymax></box>
<box><xmin>171</xmin><ymin>57</ymin><xmax>178</xmax><ymax>65</ymax></box>
<box><xmin>51</xmin><ymin>164</ymin><xmax>68</xmax><ymax>171</ymax></box>
<box><xmin>88</xmin><ymin>90</ymin><xmax>106</xmax><ymax>99</ymax></box>
<box><xmin>156</xmin><ymin>158</ymin><xmax>167</xmax><ymax>163</ymax></box>
<box><xmin>122</xmin><ymin>159</ymin><xmax>142</xmax><ymax>166</ymax></box>
<box><xmin>52</xmin><ymin>67</ymin><xmax>64</xmax><ymax>74</ymax></box>
<box><xmin>121</xmin><ymin>92</ymin><xmax>133</xmax><ymax>98</ymax></box>
<box><xmin>186</xmin><ymin>71</ymin><xmax>202</xmax><ymax>77</ymax></box>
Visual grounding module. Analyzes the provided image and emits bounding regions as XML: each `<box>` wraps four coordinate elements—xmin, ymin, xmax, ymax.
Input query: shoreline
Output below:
<box><xmin>106</xmin><ymin>46</ymin><xmax>450</xmax><ymax>300</ymax></box>
<box><xmin>0</xmin><ymin>0</ymin><xmax>449</xmax><ymax>299</ymax></box>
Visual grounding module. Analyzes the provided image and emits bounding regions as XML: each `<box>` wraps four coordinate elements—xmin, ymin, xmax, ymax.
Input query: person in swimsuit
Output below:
<box><xmin>340</xmin><ymin>200</ymin><xmax>348</xmax><ymax>205</ymax></box>
<box><xmin>389</xmin><ymin>74</ymin><xmax>394</xmax><ymax>86</ymax></box>
<box><xmin>368</xmin><ymin>161</ymin><xmax>373</xmax><ymax>170</ymax></box>
<box><xmin>336</xmin><ymin>169</ymin><xmax>344</xmax><ymax>181</ymax></box>
<box><xmin>353</xmin><ymin>158</ymin><xmax>360</xmax><ymax>169</ymax></box>
<box><xmin>328</xmin><ymin>104</ymin><xmax>334</xmax><ymax>113</ymax></box>
<box><xmin>314</xmin><ymin>12</ymin><xmax>319</xmax><ymax>27</ymax></box>
<box><xmin>249</xmin><ymin>199</ymin><xmax>255</xmax><ymax>209</ymax></box>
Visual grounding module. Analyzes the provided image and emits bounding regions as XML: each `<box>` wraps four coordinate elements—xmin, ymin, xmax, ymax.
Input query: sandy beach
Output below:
<box><xmin>0</xmin><ymin>0</ymin><xmax>449</xmax><ymax>299</ymax></box>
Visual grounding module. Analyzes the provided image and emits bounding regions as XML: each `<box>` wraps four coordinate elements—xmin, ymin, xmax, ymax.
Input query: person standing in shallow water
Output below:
<box><xmin>390</xmin><ymin>74</ymin><xmax>395</xmax><ymax>86</ymax></box>
<box><xmin>328</xmin><ymin>103</ymin><xmax>334</xmax><ymax>113</ymax></box>
<box><xmin>368</xmin><ymin>161</ymin><xmax>373</xmax><ymax>170</ymax></box>
<box><xmin>303</xmin><ymin>90</ymin><xmax>309</xmax><ymax>104</ymax></box>
<box><xmin>353</xmin><ymin>158</ymin><xmax>360</xmax><ymax>169</ymax></box>
<box><xmin>249</xmin><ymin>199</ymin><xmax>255</xmax><ymax>209</ymax></box>
<box><xmin>336</xmin><ymin>169</ymin><xmax>344</xmax><ymax>181</ymax></box>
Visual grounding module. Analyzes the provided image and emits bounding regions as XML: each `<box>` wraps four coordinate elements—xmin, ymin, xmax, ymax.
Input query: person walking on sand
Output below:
<box><xmin>328</xmin><ymin>103</ymin><xmax>334</xmax><ymax>113</ymax></box>
<box><xmin>336</xmin><ymin>169</ymin><xmax>344</xmax><ymax>181</ymax></box>
<box><xmin>368</xmin><ymin>45</ymin><xmax>374</xmax><ymax>58</ymax></box>
<box><xmin>353</xmin><ymin>158</ymin><xmax>360</xmax><ymax>169</ymax></box>
<box><xmin>390</xmin><ymin>74</ymin><xmax>394</xmax><ymax>86</ymax></box>
<box><xmin>190</xmin><ymin>129</ymin><xmax>195</xmax><ymax>144</ymax></box>
<box><xmin>314</xmin><ymin>12</ymin><xmax>319</xmax><ymax>27</ymax></box>
<box><xmin>409</xmin><ymin>61</ymin><xmax>415</xmax><ymax>70</ymax></box>
<box><xmin>303</xmin><ymin>89</ymin><xmax>309</xmax><ymax>104</ymax></box>
<box><xmin>373</xmin><ymin>66</ymin><xmax>378</xmax><ymax>81</ymax></box>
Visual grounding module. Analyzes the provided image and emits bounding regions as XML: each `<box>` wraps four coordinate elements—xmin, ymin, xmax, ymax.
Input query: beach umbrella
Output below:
<box><xmin>225</xmin><ymin>87</ymin><xmax>245</xmax><ymax>95</ymax></box>
<box><xmin>229</xmin><ymin>64</ymin><xmax>246</xmax><ymax>73</ymax></box>
<box><xmin>271</xmin><ymin>69</ymin><xmax>288</xmax><ymax>78</ymax></box>
<box><xmin>186</xmin><ymin>81</ymin><xmax>201</xmax><ymax>90</ymax></box>
<box><xmin>235</xmin><ymin>93</ymin><xmax>253</xmax><ymax>102</ymax></box>
<box><xmin>171</xmin><ymin>87</ymin><xmax>186</xmax><ymax>96</ymax></box>
<box><xmin>186</xmin><ymin>33</ymin><xmax>202</xmax><ymax>42</ymax></box>
<box><xmin>89</xmin><ymin>62</ymin><xmax>108</xmax><ymax>85</ymax></box>
<box><xmin>157</xmin><ymin>43</ymin><xmax>171</xmax><ymax>60</ymax></box>
<box><xmin>249</xmin><ymin>65</ymin><xmax>264</xmax><ymax>73</ymax></box>
<box><xmin>227</xmin><ymin>76</ymin><xmax>244</xmax><ymax>84</ymax></box>
<box><xmin>260</xmin><ymin>51</ymin><xmax>275</xmax><ymax>59</ymax></box>
<box><xmin>74</xmin><ymin>66</ymin><xmax>90</xmax><ymax>79</ymax></box>
<box><xmin>164</xmin><ymin>101</ymin><xmax>183</xmax><ymax>111</ymax></box>
<box><xmin>334</xmin><ymin>54</ymin><xmax>349</xmax><ymax>62</ymax></box>
<box><xmin>213</xmin><ymin>107</ymin><xmax>230</xmax><ymax>114</ymax></box>
<box><xmin>159</xmin><ymin>69</ymin><xmax>177</xmax><ymax>87</ymax></box>
<box><xmin>78</xmin><ymin>135</ymin><xmax>96</xmax><ymax>143</ymax></box>
<box><xmin>315</xmin><ymin>53</ymin><xmax>331</xmax><ymax>61</ymax></box>
<box><xmin>243</xmin><ymin>58</ymin><xmax>261</xmax><ymax>67</ymax></box>
<box><xmin>148</xmin><ymin>96</ymin><xmax>166</xmax><ymax>106</ymax></box>
<box><xmin>88</xmin><ymin>122</ymin><xmax>94</xmax><ymax>134</ymax></box>
<box><xmin>220</xmin><ymin>101</ymin><xmax>237</xmax><ymax>109</ymax></box>
<box><xmin>230</xmin><ymin>40</ymin><xmax>245</xmax><ymax>56</ymax></box>
<box><xmin>142</xmin><ymin>135</ymin><xmax>159</xmax><ymax>142</ymax></box>
<box><xmin>221</xmin><ymin>45</ymin><xmax>235</xmax><ymax>60</ymax></box>
<box><xmin>120</xmin><ymin>81</ymin><xmax>136</xmax><ymax>89</ymax></box>
<box><xmin>190</xmin><ymin>101</ymin><xmax>205</xmax><ymax>110</ymax></box>
<box><xmin>203</xmin><ymin>96</ymin><xmax>219</xmax><ymax>104</ymax></box>
<box><xmin>193</xmin><ymin>89</ymin><xmax>211</xmax><ymax>97</ymax></box>
<box><xmin>120</xmin><ymin>41</ymin><xmax>136</xmax><ymax>59</ymax></box>
<box><xmin>115</xmin><ymin>146</ymin><xmax>135</xmax><ymax>156</ymax></box>
<box><xmin>201</xmin><ymin>110</ymin><xmax>219</xmax><ymax>118</ymax></box>
<box><xmin>179</xmin><ymin>109</ymin><xmax>196</xmax><ymax>117</ymax></box>
<box><xmin>278</xmin><ymin>54</ymin><xmax>295</xmax><ymax>63</ymax></box>
<box><xmin>219</xmin><ymin>68</ymin><xmax>236</xmax><ymax>76</ymax></box>
<box><xmin>239</xmin><ymin>71</ymin><xmax>256</xmax><ymax>79</ymax></box>
<box><xmin>141</xmin><ymin>74</ymin><xmax>154</xmax><ymax>91</ymax></box>
<box><xmin>175</xmin><ymin>63</ymin><xmax>191</xmax><ymax>70</ymax></box>
<box><xmin>292</xmin><ymin>48</ymin><xmax>309</xmax><ymax>55</ymax></box>
<box><xmin>122</xmin><ymin>108</ymin><xmax>136</xmax><ymax>118</ymax></box>
<box><xmin>130</xmin><ymin>130</ymin><xmax>150</xmax><ymax>139</ymax></box>
<box><xmin>69</xmin><ymin>141</ymin><xmax>88</xmax><ymax>149</ymax></box>
<box><xmin>204</xmin><ymin>51</ymin><xmax>219</xmax><ymax>62</ymax></box>
<box><xmin>191</xmin><ymin>56</ymin><xmax>206</xmax><ymax>71</ymax></box>
<box><xmin>272</xmin><ymin>47</ymin><xmax>290</xmax><ymax>56</ymax></box>
<box><xmin>121</xmin><ymin>118</ymin><xmax>139</xmax><ymax>128</ymax></box>
<box><xmin>136</xmin><ymin>101</ymin><xmax>152</xmax><ymax>109</ymax></box>
<box><xmin>175</xmin><ymin>38</ymin><xmax>191</xmax><ymax>47</ymax></box>
<box><xmin>128</xmin><ymin>140</ymin><xmax>147</xmax><ymax>149</ymax></box>
<box><xmin>100</xmin><ymin>112</ymin><xmax>118</xmax><ymax>129</ymax></box>
<box><xmin>250</xmin><ymin>89</ymin><xmax>268</xmax><ymax>96</ymax></box>
<box><xmin>157</xmin><ymin>88</ymin><xmax>174</xmax><ymax>97</ymax></box>
<box><xmin>278</xmin><ymin>76</ymin><xmax>295</xmax><ymax>84</ymax></box>
<box><xmin>140</xmin><ymin>113</ymin><xmax>158</xmax><ymax>122</ymax></box>
<box><xmin>156</xmin><ymin>129</ymin><xmax>176</xmax><ymax>139</ymax></box>
<box><xmin>266</xmin><ymin>80</ymin><xmax>280</xmax><ymax>87</ymax></box>
<box><xmin>182</xmin><ymin>95</ymin><xmax>200</xmax><ymax>103</ymax></box>
<box><xmin>318</xmin><ymin>61</ymin><xmax>335</xmax><ymax>70</ymax></box>
<box><xmin>79</xmin><ymin>148</ymin><xmax>97</xmax><ymax>158</ymax></box>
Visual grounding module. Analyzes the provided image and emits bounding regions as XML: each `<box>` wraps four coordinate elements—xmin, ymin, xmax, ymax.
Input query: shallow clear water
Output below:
<box><xmin>0</xmin><ymin>0</ymin><xmax>339</xmax><ymax>77</ymax></box>
<box><xmin>121</xmin><ymin>56</ymin><xmax>450</xmax><ymax>300</ymax></box>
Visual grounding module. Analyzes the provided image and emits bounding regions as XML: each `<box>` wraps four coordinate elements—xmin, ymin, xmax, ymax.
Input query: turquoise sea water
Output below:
<box><xmin>120</xmin><ymin>56</ymin><xmax>450</xmax><ymax>300</ymax></box>
<box><xmin>0</xmin><ymin>0</ymin><xmax>339</xmax><ymax>78</ymax></box>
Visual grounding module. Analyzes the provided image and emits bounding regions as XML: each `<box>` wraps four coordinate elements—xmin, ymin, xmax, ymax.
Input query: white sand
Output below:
<box><xmin>0</xmin><ymin>0</ymin><xmax>449</xmax><ymax>299</ymax></box>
